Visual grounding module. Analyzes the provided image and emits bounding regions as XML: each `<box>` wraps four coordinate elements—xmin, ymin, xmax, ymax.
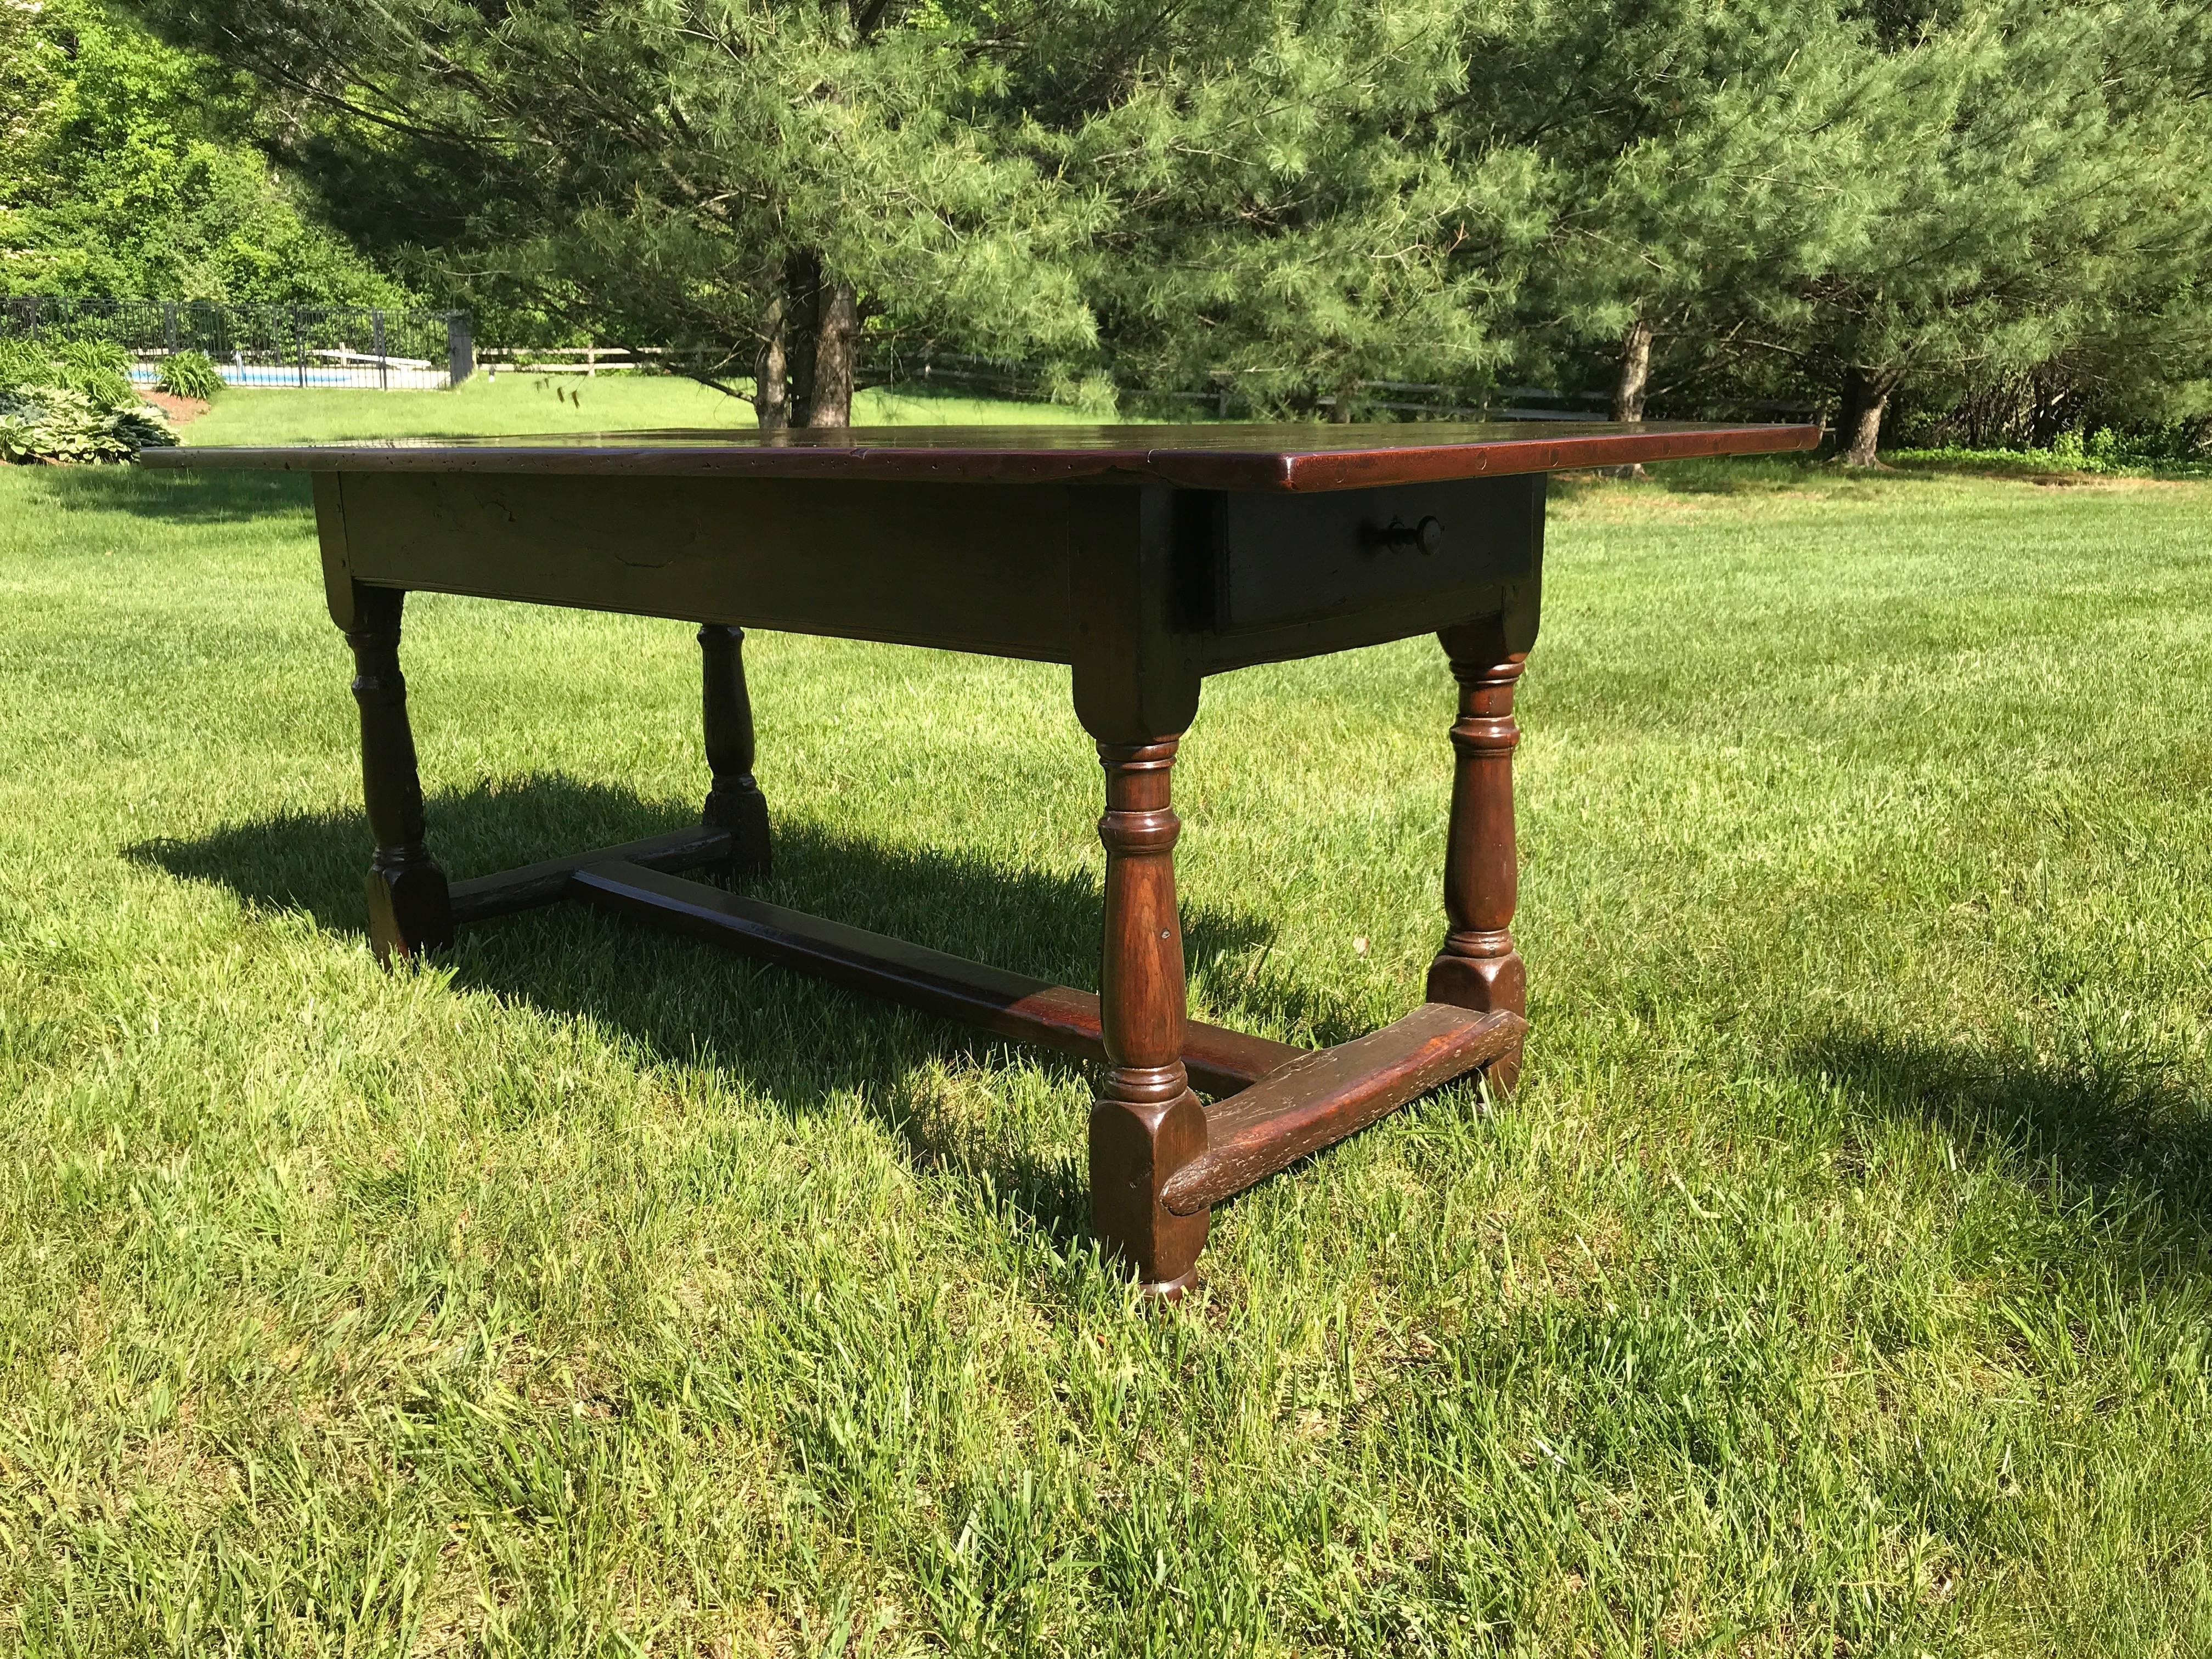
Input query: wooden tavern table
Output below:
<box><xmin>145</xmin><ymin>421</ymin><xmax>1818</xmax><ymax>1297</ymax></box>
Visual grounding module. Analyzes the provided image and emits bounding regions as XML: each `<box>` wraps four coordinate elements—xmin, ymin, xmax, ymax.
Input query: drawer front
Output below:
<box><xmin>1194</xmin><ymin>476</ymin><xmax>1542</xmax><ymax>634</ymax></box>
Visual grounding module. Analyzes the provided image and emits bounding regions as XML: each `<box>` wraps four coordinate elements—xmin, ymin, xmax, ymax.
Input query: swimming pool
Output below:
<box><xmin>129</xmin><ymin>364</ymin><xmax>451</xmax><ymax>390</ymax></box>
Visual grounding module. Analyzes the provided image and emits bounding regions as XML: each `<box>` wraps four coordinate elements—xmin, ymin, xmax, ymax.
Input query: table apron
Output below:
<box><xmin>317</xmin><ymin>470</ymin><xmax>1544</xmax><ymax>672</ymax></box>
<box><xmin>325</xmin><ymin>471</ymin><xmax>1084</xmax><ymax>659</ymax></box>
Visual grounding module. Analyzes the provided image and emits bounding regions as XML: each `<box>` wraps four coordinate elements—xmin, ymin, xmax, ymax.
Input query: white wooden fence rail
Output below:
<box><xmin>473</xmin><ymin>347</ymin><xmax>1816</xmax><ymax>423</ymax></box>
<box><xmin>477</xmin><ymin>347</ymin><xmax>712</xmax><ymax>376</ymax></box>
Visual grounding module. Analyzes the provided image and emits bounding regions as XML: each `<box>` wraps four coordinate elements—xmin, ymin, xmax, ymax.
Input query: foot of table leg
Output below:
<box><xmin>1088</xmin><ymin>737</ymin><xmax>1209</xmax><ymax>1297</ymax></box>
<box><xmin>699</xmin><ymin>624</ymin><xmax>771</xmax><ymax>880</ymax></box>
<box><xmin>343</xmin><ymin>585</ymin><xmax>452</xmax><ymax>963</ymax></box>
<box><xmin>1426</xmin><ymin>619</ymin><xmax>1527</xmax><ymax>1091</ymax></box>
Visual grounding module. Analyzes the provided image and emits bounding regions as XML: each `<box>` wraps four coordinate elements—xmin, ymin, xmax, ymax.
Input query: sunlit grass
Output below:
<box><xmin>2</xmin><ymin>417</ymin><xmax>2209</xmax><ymax>1654</ymax></box>
<box><xmin>182</xmin><ymin>374</ymin><xmax>1107</xmax><ymax>446</ymax></box>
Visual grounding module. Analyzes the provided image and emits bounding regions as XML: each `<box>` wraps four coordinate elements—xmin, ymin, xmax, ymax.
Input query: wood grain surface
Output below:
<box><xmin>145</xmin><ymin>420</ymin><xmax>1819</xmax><ymax>491</ymax></box>
<box><xmin>1159</xmin><ymin>1004</ymin><xmax>1526</xmax><ymax>1215</ymax></box>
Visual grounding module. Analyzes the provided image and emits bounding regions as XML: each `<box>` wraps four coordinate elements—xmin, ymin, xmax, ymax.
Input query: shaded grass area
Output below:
<box><xmin>2</xmin><ymin>441</ymin><xmax>2211</xmax><ymax>1654</ymax></box>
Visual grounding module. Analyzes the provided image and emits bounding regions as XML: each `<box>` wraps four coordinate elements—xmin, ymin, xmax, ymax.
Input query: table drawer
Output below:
<box><xmin>1187</xmin><ymin>475</ymin><xmax>1543</xmax><ymax>634</ymax></box>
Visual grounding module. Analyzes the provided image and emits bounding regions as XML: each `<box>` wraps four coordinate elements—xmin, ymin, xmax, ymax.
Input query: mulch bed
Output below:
<box><xmin>142</xmin><ymin>391</ymin><xmax>210</xmax><ymax>425</ymax></box>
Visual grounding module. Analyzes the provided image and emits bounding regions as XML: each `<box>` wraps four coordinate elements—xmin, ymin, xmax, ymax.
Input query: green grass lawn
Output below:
<box><xmin>3</xmin><ymin>396</ymin><xmax>2211</xmax><ymax>1654</ymax></box>
<box><xmin>182</xmin><ymin>375</ymin><xmax>1103</xmax><ymax>445</ymax></box>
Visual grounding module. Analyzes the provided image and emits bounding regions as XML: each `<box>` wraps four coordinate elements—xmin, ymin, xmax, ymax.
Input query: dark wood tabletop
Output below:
<box><xmin>141</xmin><ymin>419</ymin><xmax>1821</xmax><ymax>490</ymax></box>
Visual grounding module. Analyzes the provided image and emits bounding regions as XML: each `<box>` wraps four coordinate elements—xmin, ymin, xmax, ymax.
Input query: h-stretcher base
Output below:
<box><xmin>436</xmin><ymin>829</ymin><xmax>1523</xmax><ymax>1290</ymax></box>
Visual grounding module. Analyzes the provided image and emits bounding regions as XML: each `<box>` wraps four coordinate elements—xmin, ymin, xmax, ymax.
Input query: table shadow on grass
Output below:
<box><xmin>1798</xmin><ymin>1023</ymin><xmax>2212</xmax><ymax>1254</ymax></box>
<box><xmin>14</xmin><ymin>465</ymin><xmax>312</xmax><ymax>522</ymax></box>
<box><xmin>127</xmin><ymin>772</ymin><xmax>1331</xmax><ymax>1254</ymax></box>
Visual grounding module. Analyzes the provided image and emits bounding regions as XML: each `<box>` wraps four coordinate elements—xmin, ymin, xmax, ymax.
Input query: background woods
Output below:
<box><xmin>0</xmin><ymin>0</ymin><xmax>399</xmax><ymax>303</ymax></box>
<box><xmin>12</xmin><ymin>0</ymin><xmax>2212</xmax><ymax>456</ymax></box>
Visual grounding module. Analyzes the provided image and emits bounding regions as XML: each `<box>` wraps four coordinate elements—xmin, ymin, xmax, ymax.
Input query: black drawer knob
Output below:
<box><xmin>1373</xmin><ymin>515</ymin><xmax>1443</xmax><ymax>555</ymax></box>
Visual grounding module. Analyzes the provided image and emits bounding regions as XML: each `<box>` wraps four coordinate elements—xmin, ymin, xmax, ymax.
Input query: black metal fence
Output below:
<box><xmin>0</xmin><ymin>297</ymin><xmax>473</xmax><ymax>390</ymax></box>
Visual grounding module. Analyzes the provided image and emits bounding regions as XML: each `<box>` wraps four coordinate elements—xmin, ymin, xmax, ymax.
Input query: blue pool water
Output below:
<box><xmin>130</xmin><ymin>364</ymin><xmax>368</xmax><ymax>387</ymax></box>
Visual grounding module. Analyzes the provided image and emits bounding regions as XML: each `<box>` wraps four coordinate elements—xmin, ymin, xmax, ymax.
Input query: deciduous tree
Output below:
<box><xmin>1</xmin><ymin>0</ymin><xmax>398</xmax><ymax>303</ymax></box>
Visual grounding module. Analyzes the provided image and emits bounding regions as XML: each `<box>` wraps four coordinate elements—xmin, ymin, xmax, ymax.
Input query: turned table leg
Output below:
<box><xmin>1088</xmin><ymin>737</ymin><xmax>1209</xmax><ymax>1299</ymax></box>
<box><xmin>342</xmin><ymin>585</ymin><xmax>452</xmax><ymax>963</ymax></box>
<box><xmin>698</xmin><ymin>624</ymin><xmax>771</xmax><ymax>879</ymax></box>
<box><xmin>1426</xmin><ymin>619</ymin><xmax>1528</xmax><ymax>1091</ymax></box>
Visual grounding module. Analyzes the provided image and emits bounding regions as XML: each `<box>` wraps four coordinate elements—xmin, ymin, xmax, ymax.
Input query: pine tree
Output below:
<box><xmin>133</xmin><ymin>0</ymin><xmax>2212</xmax><ymax>439</ymax></box>
<box><xmin>144</xmin><ymin>0</ymin><xmax>1102</xmax><ymax>424</ymax></box>
<box><xmin>1011</xmin><ymin>0</ymin><xmax>1544</xmax><ymax>416</ymax></box>
<box><xmin>1458</xmin><ymin>0</ymin><xmax>1882</xmax><ymax>424</ymax></box>
<box><xmin>1776</xmin><ymin>0</ymin><xmax>2212</xmax><ymax>462</ymax></box>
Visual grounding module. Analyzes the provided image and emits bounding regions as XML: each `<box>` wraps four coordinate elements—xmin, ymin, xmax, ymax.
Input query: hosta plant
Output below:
<box><xmin>0</xmin><ymin>338</ymin><xmax>178</xmax><ymax>462</ymax></box>
<box><xmin>0</xmin><ymin>385</ymin><xmax>178</xmax><ymax>464</ymax></box>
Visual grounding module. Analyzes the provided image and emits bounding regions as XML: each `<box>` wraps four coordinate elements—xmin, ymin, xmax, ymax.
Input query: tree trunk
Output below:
<box><xmin>1837</xmin><ymin>366</ymin><xmax>1893</xmax><ymax>467</ymax></box>
<box><xmin>806</xmin><ymin>282</ymin><xmax>857</xmax><ymax>430</ymax></box>
<box><xmin>755</xmin><ymin>292</ymin><xmax>789</xmax><ymax>432</ymax></box>
<box><xmin>1841</xmin><ymin>396</ymin><xmax>1887</xmax><ymax>466</ymax></box>
<box><xmin>1607</xmin><ymin>317</ymin><xmax>1655</xmax><ymax>478</ymax></box>
<box><xmin>780</xmin><ymin>251</ymin><xmax>823</xmax><ymax>426</ymax></box>
<box><xmin>1611</xmin><ymin>317</ymin><xmax>1652</xmax><ymax>423</ymax></box>
<box><xmin>757</xmin><ymin>253</ymin><xmax>856</xmax><ymax>431</ymax></box>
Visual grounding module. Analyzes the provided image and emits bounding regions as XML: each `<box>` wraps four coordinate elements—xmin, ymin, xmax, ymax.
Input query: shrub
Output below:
<box><xmin>0</xmin><ymin>338</ymin><xmax>133</xmax><ymax>400</ymax></box>
<box><xmin>52</xmin><ymin>340</ymin><xmax>136</xmax><ymax>405</ymax></box>
<box><xmin>0</xmin><ymin>387</ymin><xmax>178</xmax><ymax>464</ymax></box>
<box><xmin>0</xmin><ymin>340</ymin><xmax>179</xmax><ymax>463</ymax></box>
<box><xmin>156</xmin><ymin>349</ymin><xmax>223</xmax><ymax>400</ymax></box>
<box><xmin>0</xmin><ymin>339</ymin><xmax>52</xmax><ymax>391</ymax></box>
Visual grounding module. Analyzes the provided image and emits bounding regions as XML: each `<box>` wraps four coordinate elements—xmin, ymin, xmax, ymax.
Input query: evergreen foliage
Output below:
<box><xmin>138</xmin><ymin>0</ymin><xmax>1101</xmax><ymax>423</ymax></box>
<box><xmin>1765</xmin><ymin>0</ymin><xmax>2212</xmax><ymax>462</ymax></box>
<box><xmin>1466</xmin><ymin>0</ymin><xmax>1882</xmax><ymax>421</ymax></box>
<box><xmin>1021</xmin><ymin>1</ymin><xmax>1542</xmax><ymax>417</ymax></box>
<box><xmin>87</xmin><ymin>0</ymin><xmax>2212</xmax><ymax>450</ymax></box>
